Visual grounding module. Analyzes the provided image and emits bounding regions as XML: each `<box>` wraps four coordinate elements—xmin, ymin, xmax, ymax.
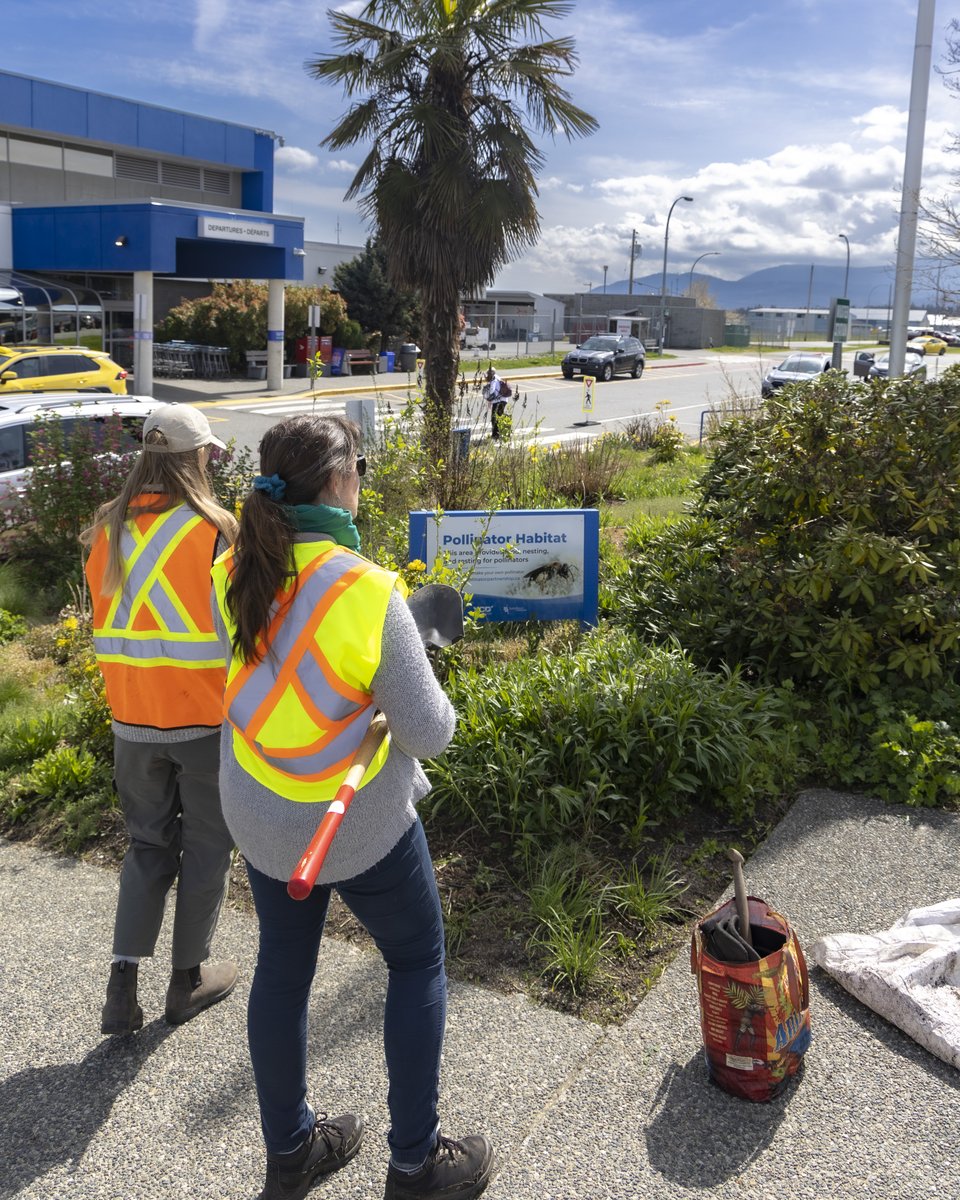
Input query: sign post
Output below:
<box><xmin>830</xmin><ymin>298</ymin><xmax>850</xmax><ymax>370</ymax></box>
<box><xmin>574</xmin><ymin>375</ymin><xmax>598</xmax><ymax>426</ymax></box>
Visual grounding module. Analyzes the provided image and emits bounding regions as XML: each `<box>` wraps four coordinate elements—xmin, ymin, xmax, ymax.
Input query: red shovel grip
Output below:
<box><xmin>287</xmin><ymin>714</ymin><xmax>389</xmax><ymax>900</ymax></box>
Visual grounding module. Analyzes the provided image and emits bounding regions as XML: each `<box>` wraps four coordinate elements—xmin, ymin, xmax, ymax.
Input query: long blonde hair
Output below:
<box><xmin>81</xmin><ymin>427</ymin><xmax>238</xmax><ymax>595</ymax></box>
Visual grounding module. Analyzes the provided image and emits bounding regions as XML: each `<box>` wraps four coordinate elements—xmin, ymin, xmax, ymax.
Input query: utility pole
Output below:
<box><xmin>628</xmin><ymin>229</ymin><xmax>638</xmax><ymax>295</ymax></box>
<box><xmin>889</xmin><ymin>0</ymin><xmax>935</xmax><ymax>378</ymax></box>
<box><xmin>804</xmin><ymin>265</ymin><xmax>814</xmax><ymax>342</ymax></box>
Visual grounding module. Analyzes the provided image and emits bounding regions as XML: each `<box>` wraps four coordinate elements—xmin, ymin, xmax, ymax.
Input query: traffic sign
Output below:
<box><xmin>830</xmin><ymin>298</ymin><xmax>850</xmax><ymax>343</ymax></box>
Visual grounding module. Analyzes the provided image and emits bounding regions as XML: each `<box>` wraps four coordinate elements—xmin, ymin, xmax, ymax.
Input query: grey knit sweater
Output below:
<box><xmin>213</xmin><ymin>553</ymin><xmax>456</xmax><ymax>885</ymax></box>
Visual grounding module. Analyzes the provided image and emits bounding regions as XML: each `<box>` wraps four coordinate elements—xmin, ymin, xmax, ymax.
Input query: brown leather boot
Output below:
<box><xmin>165</xmin><ymin>960</ymin><xmax>238</xmax><ymax>1025</ymax></box>
<box><xmin>101</xmin><ymin>960</ymin><xmax>143</xmax><ymax>1035</ymax></box>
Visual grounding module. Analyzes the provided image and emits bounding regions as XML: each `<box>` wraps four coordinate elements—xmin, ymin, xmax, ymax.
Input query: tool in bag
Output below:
<box><xmin>690</xmin><ymin>848</ymin><xmax>811</xmax><ymax>1102</ymax></box>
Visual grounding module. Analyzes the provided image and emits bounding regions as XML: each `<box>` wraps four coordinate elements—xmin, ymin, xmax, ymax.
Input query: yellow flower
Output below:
<box><xmin>408</xmin><ymin>559</ymin><xmax>427</xmax><ymax>573</ymax></box>
<box><xmin>63</xmin><ymin>617</ymin><xmax>78</xmax><ymax>630</ymax></box>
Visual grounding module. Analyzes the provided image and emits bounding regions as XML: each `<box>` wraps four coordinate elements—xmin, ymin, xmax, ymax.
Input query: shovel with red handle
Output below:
<box><xmin>286</xmin><ymin>584</ymin><xmax>464</xmax><ymax>901</ymax></box>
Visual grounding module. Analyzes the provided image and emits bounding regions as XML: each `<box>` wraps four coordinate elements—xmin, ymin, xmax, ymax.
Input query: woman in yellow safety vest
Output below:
<box><xmin>82</xmin><ymin>403</ymin><xmax>239</xmax><ymax>1036</ymax></box>
<box><xmin>212</xmin><ymin>414</ymin><xmax>492</xmax><ymax>1200</ymax></box>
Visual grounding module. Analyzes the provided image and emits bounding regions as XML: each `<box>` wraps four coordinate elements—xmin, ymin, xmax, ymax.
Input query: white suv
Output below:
<box><xmin>0</xmin><ymin>392</ymin><xmax>158</xmax><ymax>503</ymax></box>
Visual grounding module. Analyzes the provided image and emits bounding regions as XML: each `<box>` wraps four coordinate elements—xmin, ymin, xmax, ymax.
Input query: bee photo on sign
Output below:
<box><xmin>582</xmin><ymin>375</ymin><xmax>596</xmax><ymax>413</ymax></box>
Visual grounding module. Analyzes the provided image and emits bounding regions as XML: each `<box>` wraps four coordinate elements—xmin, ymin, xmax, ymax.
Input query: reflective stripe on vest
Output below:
<box><xmin>93</xmin><ymin>505</ymin><xmax>221</xmax><ymax>667</ymax></box>
<box><xmin>212</xmin><ymin>541</ymin><xmax>401</xmax><ymax>803</ymax></box>
<box><xmin>87</xmin><ymin>499</ymin><xmax>225</xmax><ymax>728</ymax></box>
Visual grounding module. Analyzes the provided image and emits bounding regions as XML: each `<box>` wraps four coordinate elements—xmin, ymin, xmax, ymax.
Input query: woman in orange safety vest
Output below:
<box><xmin>82</xmin><ymin>403</ymin><xmax>239</xmax><ymax>1035</ymax></box>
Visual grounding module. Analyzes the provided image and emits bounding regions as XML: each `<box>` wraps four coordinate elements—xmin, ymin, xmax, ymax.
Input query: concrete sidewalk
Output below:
<box><xmin>2</xmin><ymin>788</ymin><xmax>958</xmax><ymax>1199</ymax></box>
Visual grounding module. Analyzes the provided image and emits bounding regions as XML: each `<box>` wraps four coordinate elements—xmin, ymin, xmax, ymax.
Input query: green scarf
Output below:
<box><xmin>287</xmin><ymin>503</ymin><xmax>361</xmax><ymax>551</ymax></box>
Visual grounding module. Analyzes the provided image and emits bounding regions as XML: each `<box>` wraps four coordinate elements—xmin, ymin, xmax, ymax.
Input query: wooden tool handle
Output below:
<box><xmin>726</xmin><ymin>847</ymin><xmax>753</xmax><ymax>948</ymax></box>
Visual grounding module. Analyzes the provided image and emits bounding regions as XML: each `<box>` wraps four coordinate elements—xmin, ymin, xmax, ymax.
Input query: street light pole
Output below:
<box><xmin>688</xmin><ymin>251</ymin><xmax>720</xmax><ymax>294</ymax></box>
<box><xmin>838</xmin><ymin>233</ymin><xmax>851</xmax><ymax>297</ymax></box>
<box><xmin>659</xmin><ymin>195</ymin><xmax>693</xmax><ymax>353</ymax></box>
<box><xmin>603</xmin><ymin>265</ymin><xmax>608</xmax><ymax>294</ymax></box>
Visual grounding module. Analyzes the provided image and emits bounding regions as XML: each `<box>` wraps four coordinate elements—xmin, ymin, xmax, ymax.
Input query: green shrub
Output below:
<box><xmin>618</xmin><ymin>370</ymin><xmax>960</xmax><ymax>692</ymax></box>
<box><xmin>23</xmin><ymin>744</ymin><xmax>97</xmax><ymax>800</ymax></box>
<box><xmin>791</xmin><ymin>681</ymin><xmax>960</xmax><ymax>808</ymax></box>
<box><xmin>425</xmin><ymin>629</ymin><xmax>797</xmax><ymax>839</ymax></box>
<box><xmin>0</xmin><ymin>609</ymin><xmax>27</xmax><ymax>645</ymax></box>
<box><xmin>0</xmin><ymin>707</ymin><xmax>67</xmax><ymax>769</ymax></box>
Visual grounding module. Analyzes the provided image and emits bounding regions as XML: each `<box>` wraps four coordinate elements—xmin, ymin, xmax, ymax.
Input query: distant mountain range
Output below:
<box><xmin>594</xmin><ymin>263</ymin><xmax>960</xmax><ymax>311</ymax></box>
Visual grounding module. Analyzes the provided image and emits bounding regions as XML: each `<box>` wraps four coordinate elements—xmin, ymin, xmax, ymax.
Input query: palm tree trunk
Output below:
<box><xmin>420</xmin><ymin>282</ymin><xmax>461</xmax><ymax>489</ymax></box>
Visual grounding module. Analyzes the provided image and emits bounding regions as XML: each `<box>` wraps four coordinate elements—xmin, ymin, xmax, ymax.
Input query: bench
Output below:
<box><xmin>245</xmin><ymin>350</ymin><xmax>268</xmax><ymax>380</ymax></box>
<box><xmin>344</xmin><ymin>349</ymin><xmax>377</xmax><ymax>374</ymax></box>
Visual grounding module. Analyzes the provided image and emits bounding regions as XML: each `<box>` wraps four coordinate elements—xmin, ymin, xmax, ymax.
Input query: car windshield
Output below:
<box><xmin>778</xmin><ymin>358</ymin><xmax>823</xmax><ymax>374</ymax></box>
<box><xmin>579</xmin><ymin>337</ymin><xmax>619</xmax><ymax>351</ymax></box>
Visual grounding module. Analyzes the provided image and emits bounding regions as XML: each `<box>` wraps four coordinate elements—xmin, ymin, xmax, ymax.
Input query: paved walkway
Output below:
<box><xmin>2</xmin><ymin>788</ymin><xmax>958</xmax><ymax>1199</ymax></box>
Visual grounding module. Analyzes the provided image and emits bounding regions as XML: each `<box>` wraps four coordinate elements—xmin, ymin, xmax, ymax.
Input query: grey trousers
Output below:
<box><xmin>111</xmin><ymin>733</ymin><xmax>233</xmax><ymax>970</ymax></box>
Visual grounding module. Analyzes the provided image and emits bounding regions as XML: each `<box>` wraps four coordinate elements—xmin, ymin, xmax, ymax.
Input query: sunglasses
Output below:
<box><xmin>356</xmin><ymin>454</ymin><xmax>367</xmax><ymax>477</ymax></box>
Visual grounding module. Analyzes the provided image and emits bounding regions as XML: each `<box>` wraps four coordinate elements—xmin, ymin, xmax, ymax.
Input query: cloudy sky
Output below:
<box><xmin>8</xmin><ymin>0</ymin><xmax>959</xmax><ymax>290</ymax></box>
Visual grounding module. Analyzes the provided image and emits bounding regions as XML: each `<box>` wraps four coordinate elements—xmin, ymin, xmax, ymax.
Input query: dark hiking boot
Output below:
<box><xmin>164</xmin><ymin>960</ymin><xmax>238</xmax><ymax>1025</ymax></box>
<box><xmin>259</xmin><ymin>1112</ymin><xmax>365</xmax><ymax>1200</ymax></box>
<box><xmin>101</xmin><ymin>960</ymin><xmax>143</xmax><ymax>1035</ymax></box>
<box><xmin>384</xmin><ymin>1134</ymin><xmax>494</xmax><ymax>1200</ymax></box>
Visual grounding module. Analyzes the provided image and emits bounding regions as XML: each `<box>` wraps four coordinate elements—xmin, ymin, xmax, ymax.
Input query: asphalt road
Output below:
<box><xmin>192</xmin><ymin>345</ymin><xmax>954</xmax><ymax>457</ymax></box>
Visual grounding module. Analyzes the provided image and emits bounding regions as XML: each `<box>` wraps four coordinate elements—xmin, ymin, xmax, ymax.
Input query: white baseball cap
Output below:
<box><xmin>142</xmin><ymin>404</ymin><xmax>226</xmax><ymax>453</ymax></box>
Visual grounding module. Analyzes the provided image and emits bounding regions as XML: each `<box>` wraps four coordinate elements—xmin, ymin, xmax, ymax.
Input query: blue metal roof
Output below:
<box><xmin>12</xmin><ymin>202</ymin><xmax>304</xmax><ymax>281</ymax></box>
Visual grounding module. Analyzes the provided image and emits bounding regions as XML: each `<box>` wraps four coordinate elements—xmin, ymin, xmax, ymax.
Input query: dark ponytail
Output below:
<box><xmin>225</xmin><ymin>414</ymin><xmax>359</xmax><ymax>663</ymax></box>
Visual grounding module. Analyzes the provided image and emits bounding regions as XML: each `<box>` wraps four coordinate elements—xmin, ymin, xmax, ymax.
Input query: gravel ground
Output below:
<box><xmin>2</xmin><ymin>788</ymin><xmax>958</xmax><ymax>1200</ymax></box>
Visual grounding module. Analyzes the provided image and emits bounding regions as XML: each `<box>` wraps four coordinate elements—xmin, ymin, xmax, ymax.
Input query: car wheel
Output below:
<box><xmin>939</xmin><ymin>347</ymin><xmax>946</xmax><ymax>355</ymax></box>
<box><xmin>562</xmin><ymin>368</ymin><xmax>574</xmax><ymax>380</ymax></box>
<box><xmin>601</xmin><ymin>363</ymin><xmax>613</xmax><ymax>382</ymax></box>
<box><xmin>631</xmin><ymin>359</ymin><xmax>644</xmax><ymax>379</ymax></box>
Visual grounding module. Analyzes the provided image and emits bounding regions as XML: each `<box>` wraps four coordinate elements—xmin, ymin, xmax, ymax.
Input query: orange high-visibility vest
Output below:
<box><xmin>211</xmin><ymin>541</ymin><xmax>402</xmax><ymax>802</ymax></box>
<box><xmin>86</xmin><ymin>497</ymin><xmax>226</xmax><ymax>730</ymax></box>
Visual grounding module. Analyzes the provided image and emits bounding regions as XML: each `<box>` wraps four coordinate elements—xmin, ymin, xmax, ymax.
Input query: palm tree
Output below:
<box><xmin>308</xmin><ymin>0</ymin><xmax>597</xmax><ymax>466</ymax></box>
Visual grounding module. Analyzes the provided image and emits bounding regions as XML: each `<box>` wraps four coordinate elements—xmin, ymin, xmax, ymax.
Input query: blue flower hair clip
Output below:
<box><xmin>253</xmin><ymin>473</ymin><xmax>287</xmax><ymax>501</ymax></box>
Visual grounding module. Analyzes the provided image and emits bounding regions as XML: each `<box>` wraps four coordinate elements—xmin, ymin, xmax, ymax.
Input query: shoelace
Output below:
<box><xmin>432</xmin><ymin>1136</ymin><xmax>466</xmax><ymax>1164</ymax></box>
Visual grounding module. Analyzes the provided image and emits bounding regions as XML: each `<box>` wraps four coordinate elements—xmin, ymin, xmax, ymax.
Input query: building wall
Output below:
<box><xmin>0</xmin><ymin>70</ymin><xmax>271</xmax><ymax>216</ymax></box>
<box><xmin>303</xmin><ymin>240</ymin><xmax>365</xmax><ymax>287</ymax></box>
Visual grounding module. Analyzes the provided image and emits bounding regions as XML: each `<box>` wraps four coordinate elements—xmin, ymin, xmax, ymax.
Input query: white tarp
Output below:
<box><xmin>811</xmin><ymin>899</ymin><xmax>960</xmax><ymax>1070</ymax></box>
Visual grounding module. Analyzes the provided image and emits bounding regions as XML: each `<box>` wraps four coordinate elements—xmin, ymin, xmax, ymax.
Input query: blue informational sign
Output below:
<box><xmin>408</xmin><ymin>508</ymin><xmax>600</xmax><ymax>627</ymax></box>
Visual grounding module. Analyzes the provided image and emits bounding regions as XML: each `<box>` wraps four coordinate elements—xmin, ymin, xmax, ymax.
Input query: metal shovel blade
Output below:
<box><xmin>406</xmin><ymin>583</ymin><xmax>464</xmax><ymax>649</ymax></box>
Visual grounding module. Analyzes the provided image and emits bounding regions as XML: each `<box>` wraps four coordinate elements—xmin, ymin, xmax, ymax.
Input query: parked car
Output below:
<box><xmin>761</xmin><ymin>353</ymin><xmax>836</xmax><ymax>398</ymax></box>
<box><xmin>0</xmin><ymin>344</ymin><xmax>128</xmax><ymax>395</ymax></box>
<box><xmin>561</xmin><ymin>335</ymin><xmax>645</xmax><ymax>381</ymax></box>
<box><xmin>852</xmin><ymin>350</ymin><xmax>877</xmax><ymax>379</ymax></box>
<box><xmin>867</xmin><ymin>350</ymin><xmax>927</xmax><ymax>380</ymax></box>
<box><xmin>906</xmin><ymin>335</ymin><xmax>947</xmax><ymax>356</ymax></box>
<box><xmin>0</xmin><ymin>393</ymin><xmax>157</xmax><ymax>503</ymax></box>
<box><xmin>937</xmin><ymin>330</ymin><xmax>960</xmax><ymax>346</ymax></box>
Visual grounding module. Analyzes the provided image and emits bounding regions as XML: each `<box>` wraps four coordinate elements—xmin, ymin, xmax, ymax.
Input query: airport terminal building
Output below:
<box><xmin>0</xmin><ymin>69</ymin><xmax>306</xmax><ymax>391</ymax></box>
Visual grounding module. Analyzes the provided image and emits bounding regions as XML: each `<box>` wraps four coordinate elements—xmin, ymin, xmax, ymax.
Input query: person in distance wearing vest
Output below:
<box><xmin>211</xmin><ymin>415</ymin><xmax>493</xmax><ymax>1200</ymax></box>
<box><xmin>82</xmin><ymin>404</ymin><xmax>240</xmax><ymax>1035</ymax></box>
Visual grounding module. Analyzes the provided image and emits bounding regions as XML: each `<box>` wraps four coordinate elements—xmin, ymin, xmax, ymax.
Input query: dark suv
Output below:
<box><xmin>562</xmin><ymin>335</ymin><xmax>645</xmax><ymax>381</ymax></box>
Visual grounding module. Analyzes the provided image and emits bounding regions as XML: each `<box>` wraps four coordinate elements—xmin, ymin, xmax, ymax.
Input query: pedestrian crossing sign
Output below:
<box><xmin>582</xmin><ymin>375</ymin><xmax>596</xmax><ymax>414</ymax></box>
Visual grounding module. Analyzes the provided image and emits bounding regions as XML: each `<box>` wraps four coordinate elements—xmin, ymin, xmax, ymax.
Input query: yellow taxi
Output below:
<box><xmin>905</xmin><ymin>334</ymin><xmax>948</xmax><ymax>356</ymax></box>
<box><xmin>0</xmin><ymin>345</ymin><xmax>128</xmax><ymax>394</ymax></box>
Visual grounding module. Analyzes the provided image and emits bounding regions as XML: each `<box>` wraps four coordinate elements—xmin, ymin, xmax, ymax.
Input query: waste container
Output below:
<box><xmin>452</xmin><ymin>426</ymin><xmax>471</xmax><ymax>463</ymax></box>
<box><xmin>385</xmin><ymin>350</ymin><xmax>395</xmax><ymax>372</ymax></box>
<box><xmin>399</xmin><ymin>343</ymin><xmax>419</xmax><ymax>372</ymax></box>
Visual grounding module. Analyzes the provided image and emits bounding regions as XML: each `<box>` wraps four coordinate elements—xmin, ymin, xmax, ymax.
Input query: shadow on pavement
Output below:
<box><xmin>0</xmin><ymin>1019</ymin><xmax>175</xmax><ymax>1199</ymax></box>
<box><xmin>644</xmin><ymin>1052</ymin><xmax>799</xmax><ymax>1187</ymax></box>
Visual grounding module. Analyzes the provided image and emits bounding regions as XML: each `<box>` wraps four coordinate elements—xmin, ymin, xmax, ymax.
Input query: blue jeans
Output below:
<box><xmin>245</xmin><ymin>818</ymin><xmax>446</xmax><ymax>1167</ymax></box>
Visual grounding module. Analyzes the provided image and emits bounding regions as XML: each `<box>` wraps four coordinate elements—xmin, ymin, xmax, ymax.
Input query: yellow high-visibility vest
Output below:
<box><xmin>211</xmin><ymin>540</ymin><xmax>403</xmax><ymax>802</ymax></box>
<box><xmin>86</xmin><ymin>498</ymin><xmax>225</xmax><ymax>730</ymax></box>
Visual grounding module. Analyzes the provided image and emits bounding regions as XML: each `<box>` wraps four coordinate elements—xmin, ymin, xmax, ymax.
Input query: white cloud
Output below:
<box><xmin>275</xmin><ymin>146</ymin><xmax>319</xmax><ymax>172</ymax></box>
<box><xmin>328</xmin><ymin>158</ymin><xmax>359</xmax><ymax>172</ymax></box>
